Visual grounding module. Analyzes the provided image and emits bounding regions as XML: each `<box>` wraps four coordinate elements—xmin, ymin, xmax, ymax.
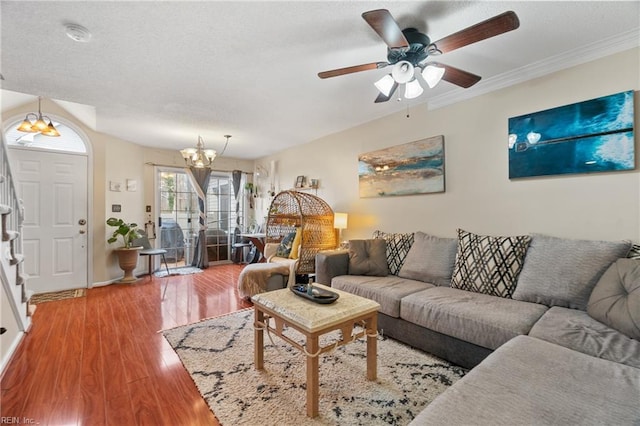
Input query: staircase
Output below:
<box><xmin>1</xmin><ymin>136</ymin><xmax>32</xmax><ymax>369</ymax></box>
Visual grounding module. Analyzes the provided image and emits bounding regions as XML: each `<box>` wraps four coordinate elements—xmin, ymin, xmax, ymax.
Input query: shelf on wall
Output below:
<box><xmin>291</xmin><ymin>186</ymin><xmax>318</xmax><ymax>194</ymax></box>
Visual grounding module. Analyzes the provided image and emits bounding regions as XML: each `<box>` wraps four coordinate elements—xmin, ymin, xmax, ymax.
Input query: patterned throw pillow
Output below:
<box><xmin>372</xmin><ymin>230</ymin><xmax>414</xmax><ymax>275</ymax></box>
<box><xmin>275</xmin><ymin>231</ymin><xmax>297</xmax><ymax>258</ymax></box>
<box><xmin>451</xmin><ymin>229</ymin><xmax>531</xmax><ymax>299</ymax></box>
<box><xmin>627</xmin><ymin>244</ymin><xmax>640</xmax><ymax>260</ymax></box>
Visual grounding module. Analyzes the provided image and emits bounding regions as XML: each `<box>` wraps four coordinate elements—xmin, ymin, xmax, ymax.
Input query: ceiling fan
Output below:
<box><xmin>318</xmin><ymin>9</ymin><xmax>520</xmax><ymax>103</ymax></box>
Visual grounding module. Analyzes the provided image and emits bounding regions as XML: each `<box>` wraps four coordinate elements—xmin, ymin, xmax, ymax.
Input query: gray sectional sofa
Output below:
<box><xmin>315</xmin><ymin>230</ymin><xmax>640</xmax><ymax>424</ymax></box>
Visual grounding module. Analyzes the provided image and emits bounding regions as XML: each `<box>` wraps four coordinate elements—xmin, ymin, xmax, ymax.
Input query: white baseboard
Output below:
<box><xmin>0</xmin><ymin>330</ymin><xmax>25</xmax><ymax>376</ymax></box>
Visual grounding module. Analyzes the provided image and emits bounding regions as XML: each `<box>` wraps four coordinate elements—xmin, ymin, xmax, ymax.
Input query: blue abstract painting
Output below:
<box><xmin>508</xmin><ymin>90</ymin><xmax>635</xmax><ymax>179</ymax></box>
<box><xmin>359</xmin><ymin>135</ymin><xmax>444</xmax><ymax>198</ymax></box>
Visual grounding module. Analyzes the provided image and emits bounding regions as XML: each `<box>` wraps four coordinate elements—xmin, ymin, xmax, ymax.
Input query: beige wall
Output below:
<box><xmin>2</xmin><ymin>100</ymin><xmax>254</xmax><ymax>285</ymax></box>
<box><xmin>256</xmin><ymin>48</ymin><xmax>640</xmax><ymax>243</ymax></box>
<box><xmin>2</xmin><ymin>47</ymin><xmax>638</xmax><ymax>286</ymax></box>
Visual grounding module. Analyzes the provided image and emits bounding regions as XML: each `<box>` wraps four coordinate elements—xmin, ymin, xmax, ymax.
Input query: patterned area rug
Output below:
<box><xmin>163</xmin><ymin>309</ymin><xmax>466</xmax><ymax>425</ymax></box>
<box><xmin>153</xmin><ymin>266</ymin><xmax>203</xmax><ymax>277</ymax></box>
<box><xmin>30</xmin><ymin>288</ymin><xmax>86</xmax><ymax>304</ymax></box>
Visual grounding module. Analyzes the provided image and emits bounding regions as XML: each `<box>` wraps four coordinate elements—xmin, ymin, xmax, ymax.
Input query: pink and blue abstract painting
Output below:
<box><xmin>359</xmin><ymin>135</ymin><xmax>444</xmax><ymax>198</ymax></box>
<box><xmin>508</xmin><ymin>90</ymin><xmax>635</xmax><ymax>179</ymax></box>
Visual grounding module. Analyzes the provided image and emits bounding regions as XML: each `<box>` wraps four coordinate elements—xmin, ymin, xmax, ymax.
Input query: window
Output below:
<box><xmin>5</xmin><ymin>120</ymin><xmax>87</xmax><ymax>153</ymax></box>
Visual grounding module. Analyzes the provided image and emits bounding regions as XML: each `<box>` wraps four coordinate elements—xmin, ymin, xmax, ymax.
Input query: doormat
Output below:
<box><xmin>163</xmin><ymin>309</ymin><xmax>467</xmax><ymax>425</ymax></box>
<box><xmin>30</xmin><ymin>288</ymin><xmax>86</xmax><ymax>304</ymax></box>
<box><xmin>154</xmin><ymin>266</ymin><xmax>203</xmax><ymax>277</ymax></box>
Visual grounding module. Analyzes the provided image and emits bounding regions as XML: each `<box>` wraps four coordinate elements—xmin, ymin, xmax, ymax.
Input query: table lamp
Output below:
<box><xmin>334</xmin><ymin>212</ymin><xmax>348</xmax><ymax>248</ymax></box>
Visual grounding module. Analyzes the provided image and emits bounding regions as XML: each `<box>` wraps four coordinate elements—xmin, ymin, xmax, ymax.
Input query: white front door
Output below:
<box><xmin>9</xmin><ymin>148</ymin><xmax>88</xmax><ymax>293</ymax></box>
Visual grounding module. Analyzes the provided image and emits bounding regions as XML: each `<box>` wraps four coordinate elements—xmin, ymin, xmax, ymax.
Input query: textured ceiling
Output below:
<box><xmin>1</xmin><ymin>1</ymin><xmax>639</xmax><ymax>159</ymax></box>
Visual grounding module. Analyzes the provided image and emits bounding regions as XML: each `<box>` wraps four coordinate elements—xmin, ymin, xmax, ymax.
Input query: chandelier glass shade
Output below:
<box><xmin>180</xmin><ymin>136</ymin><xmax>217</xmax><ymax>168</ymax></box>
<box><xmin>16</xmin><ymin>96</ymin><xmax>60</xmax><ymax>137</ymax></box>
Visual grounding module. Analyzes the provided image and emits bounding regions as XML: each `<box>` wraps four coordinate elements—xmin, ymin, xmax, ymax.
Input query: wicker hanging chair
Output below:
<box><xmin>266</xmin><ymin>190</ymin><xmax>336</xmax><ymax>275</ymax></box>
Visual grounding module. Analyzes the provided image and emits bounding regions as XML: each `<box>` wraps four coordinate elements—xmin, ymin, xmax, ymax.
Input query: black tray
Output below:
<box><xmin>290</xmin><ymin>284</ymin><xmax>339</xmax><ymax>304</ymax></box>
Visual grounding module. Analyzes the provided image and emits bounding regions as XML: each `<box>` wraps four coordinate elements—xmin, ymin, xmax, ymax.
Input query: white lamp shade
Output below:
<box><xmin>404</xmin><ymin>79</ymin><xmax>424</xmax><ymax>99</ymax></box>
<box><xmin>333</xmin><ymin>212</ymin><xmax>348</xmax><ymax>229</ymax></box>
<box><xmin>391</xmin><ymin>61</ymin><xmax>414</xmax><ymax>84</ymax></box>
<box><xmin>422</xmin><ymin>64</ymin><xmax>445</xmax><ymax>88</ymax></box>
<box><xmin>374</xmin><ymin>74</ymin><xmax>395</xmax><ymax>97</ymax></box>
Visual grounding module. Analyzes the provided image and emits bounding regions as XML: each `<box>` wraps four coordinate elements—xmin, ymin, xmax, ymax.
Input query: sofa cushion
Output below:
<box><xmin>451</xmin><ymin>229</ymin><xmax>531</xmax><ymax>298</ymax></box>
<box><xmin>409</xmin><ymin>335</ymin><xmax>640</xmax><ymax>426</ymax></box>
<box><xmin>372</xmin><ymin>230</ymin><xmax>414</xmax><ymax>275</ymax></box>
<box><xmin>513</xmin><ymin>234</ymin><xmax>631</xmax><ymax>310</ymax></box>
<box><xmin>400</xmin><ymin>287</ymin><xmax>548</xmax><ymax>350</ymax></box>
<box><xmin>587</xmin><ymin>258</ymin><xmax>640</xmax><ymax>341</ymax></box>
<box><xmin>332</xmin><ymin>275</ymin><xmax>433</xmax><ymax>318</ymax></box>
<box><xmin>529</xmin><ymin>306</ymin><xmax>640</xmax><ymax>369</ymax></box>
<box><xmin>398</xmin><ymin>232</ymin><xmax>457</xmax><ymax>286</ymax></box>
<box><xmin>347</xmin><ymin>239</ymin><xmax>389</xmax><ymax>276</ymax></box>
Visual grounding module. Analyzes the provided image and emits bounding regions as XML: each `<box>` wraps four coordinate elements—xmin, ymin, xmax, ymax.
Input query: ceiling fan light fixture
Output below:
<box><xmin>374</xmin><ymin>74</ymin><xmax>395</xmax><ymax>97</ymax></box>
<box><xmin>422</xmin><ymin>64</ymin><xmax>445</xmax><ymax>88</ymax></box>
<box><xmin>404</xmin><ymin>78</ymin><xmax>424</xmax><ymax>99</ymax></box>
<box><xmin>391</xmin><ymin>60</ymin><xmax>414</xmax><ymax>84</ymax></box>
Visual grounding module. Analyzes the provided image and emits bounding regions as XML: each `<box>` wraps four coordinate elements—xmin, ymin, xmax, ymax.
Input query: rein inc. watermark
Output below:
<box><xmin>0</xmin><ymin>418</ymin><xmax>37</xmax><ymax>425</ymax></box>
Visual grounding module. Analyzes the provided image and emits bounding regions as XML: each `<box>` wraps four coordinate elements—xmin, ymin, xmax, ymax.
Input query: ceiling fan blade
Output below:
<box><xmin>318</xmin><ymin>62</ymin><xmax>388</xmax><ymax>79</ymax></box>
<box><xmin>374</xmin><ymin>82</ymin><xmax>399</xmax><ymax>103</ymax></box>
<box><xmin>432</xmin><ymin>11</ymin><xmax>520</xmax><ymax>54</ymax></box>
<box><xmin>362</xmin><ymin>9</ymin><xmax>409</xmax><ymax>49</ymax></box>
<box><xmin>435</xmin><ymin>63</ymin><xmax>481</xmax><ymax>88</ymax></box>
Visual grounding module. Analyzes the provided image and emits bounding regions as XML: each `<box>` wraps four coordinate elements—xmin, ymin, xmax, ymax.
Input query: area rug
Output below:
<box><xmin>154</xmin><ymin>266</ymin><xmax>203</xmax><ymax>277</ymax></box>
<box><xmin>163</xmin><ymin>309</ymin><xmax>466</xmax><ymax>425</ymax></box>
<box><xmin>30</xmin><ymin>288</ymin><xmax>86</xmax><ymax>304</ymax></box>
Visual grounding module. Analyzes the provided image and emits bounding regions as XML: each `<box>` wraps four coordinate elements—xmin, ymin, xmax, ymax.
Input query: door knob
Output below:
<box><xmin>79</xmin><ymin>229</ymin><xmax>86</xmax><ymax>234</ymax></box>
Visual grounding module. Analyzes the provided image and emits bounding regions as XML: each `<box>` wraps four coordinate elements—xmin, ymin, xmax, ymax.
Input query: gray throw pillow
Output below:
<box><xmin>451</xmin><ymin>229</ymin><xmax>531</xmax><ymax>298</ymax></box>
<box><xmin>398</xmin><ymin>232</ymin><xmax>457</xmax><ymax>286</ymax></box>
<box><xmin>348</xmin><ymin>239</ymin><xmax>389</xmax><ymax>277</ymax></box>
<box><xmin>513</xmin><ymin>234</ymin><xmax>632</xmax><ymax>310</ymax></box>
<box><xmin>587</xmin><ymin>258</ymin><xmax>640</xmax><ymax>340</ymax></box>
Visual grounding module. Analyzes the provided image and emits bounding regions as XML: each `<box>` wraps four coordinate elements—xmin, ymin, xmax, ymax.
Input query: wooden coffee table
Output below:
<box><xmin>252</xmin><ymin>284</ymin><xmax>380</xmax><ymax>418</ymax></box>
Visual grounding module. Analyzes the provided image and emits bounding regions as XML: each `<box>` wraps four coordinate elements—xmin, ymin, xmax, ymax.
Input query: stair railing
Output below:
<box><xmin>0</xmin><ymin>135</ymin><xmax>28</xmax><ymax>331</ymax></box>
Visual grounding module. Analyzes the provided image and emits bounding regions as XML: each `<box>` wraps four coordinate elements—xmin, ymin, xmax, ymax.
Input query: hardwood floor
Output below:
<box><xmin>1</xmin><ymin>263</ymin><xmax>252</xmax><ymax>425</ymax></box>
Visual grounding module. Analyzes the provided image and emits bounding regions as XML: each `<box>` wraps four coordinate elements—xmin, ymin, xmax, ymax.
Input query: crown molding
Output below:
<box><xmin>427</xmin><ymin>28</ymin><xmax>640</xmax><ymax>110</ymax></box>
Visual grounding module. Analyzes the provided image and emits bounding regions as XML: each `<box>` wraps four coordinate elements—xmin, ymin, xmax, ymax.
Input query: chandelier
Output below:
<box><xmin>180</xmin><ymin>135</ymin><xmax>231</xmax><ymax>168</ymax></box>
<box><xmin>16</xmin><ymin>96</ymin><xmax>61</xmax><ymax>137</ymax></box>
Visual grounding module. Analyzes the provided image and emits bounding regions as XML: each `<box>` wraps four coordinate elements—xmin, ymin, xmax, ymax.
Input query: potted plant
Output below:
<box><xmin>106</xmin><ymin>217</ymin><xmax>142</xmax><ymax>283</ymax></box>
